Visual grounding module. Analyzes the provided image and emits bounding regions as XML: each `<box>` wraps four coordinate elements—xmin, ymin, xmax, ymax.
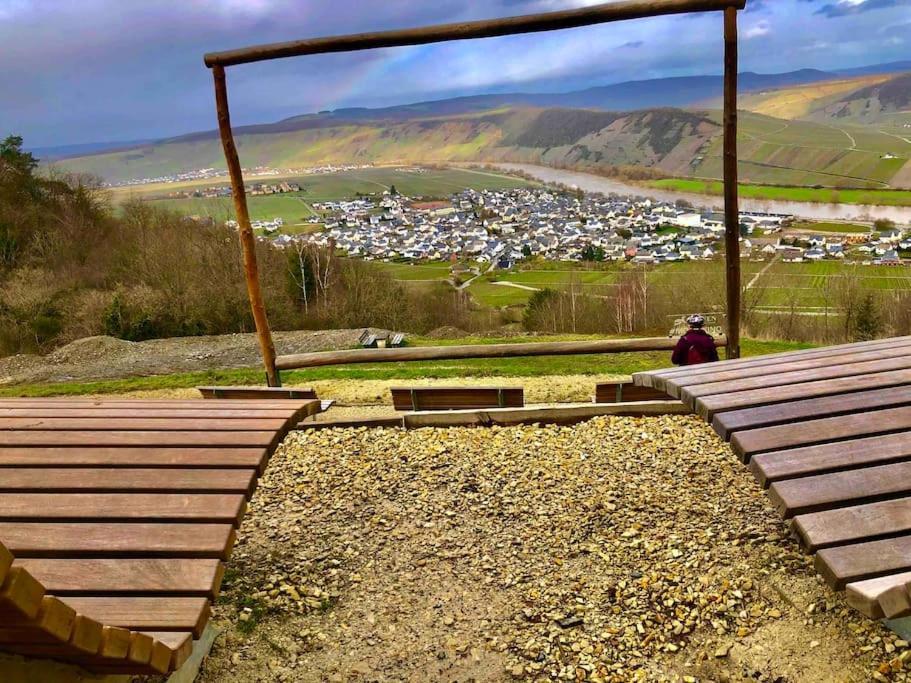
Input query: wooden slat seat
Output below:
<box><xmin>0</xmin><ymin>447</ymin><xmax>271</xmax><ymax>473</ymax></box>
<box><xmin>390</xmin><ymin>386</ymin><xmax>524</xmax><ymax>411</ymax></box>
<box><xmin>750</xmin><ymin>433</ymin><xmax>911</xmax><ymax>488</ymax></box>
<box><xmin>769</xmin><ymin>462</ymin><xmax>911</xmax><ymax>518</ymax></box>
<box><xmin>632</xmin><ymin>337</ymin><xmax>911</xmax><ymax>627</ymax></box>
<box><xmin>594</xmin><ymin>382</ymin><xmax>674</xmax><ymax>403</ymax></box>
<box><xmin>0</xmin><ymin>398</ymin><xmax>316</xmax><ymax>675</ymax></box>
<box><xmin>712</xmin><ymin>384</ymin><xmax>911</xmax><ymax>440</ymax></box>
<box><xmin>0</xmin><ymin>523</ymin><xmax>236</xmax><ymax>559</ymax></box>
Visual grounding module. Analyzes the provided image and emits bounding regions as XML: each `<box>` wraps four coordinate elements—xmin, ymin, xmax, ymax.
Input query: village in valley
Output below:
<box><xmin>267</xmin><ymin>181</ymin><xmax>908</xmax><ymax>268</ymax></box>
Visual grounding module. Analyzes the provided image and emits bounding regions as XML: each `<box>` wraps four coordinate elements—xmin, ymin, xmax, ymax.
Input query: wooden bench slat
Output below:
<box><xmin>696</xmin><ymin>368</ymin><xmax>911</xmax><ymax>420</ymax></box>
<box><xmin>816</xmin><ymin>535</ymin><xmax>911</xmax><ymax>589</ymax></box>
<box><xmin>681</xmin><ymin>356</ymin><xmax>911</xmax><ymax>407</ymax></box>
<box><xmin>731</xmin><ymin>405</ymin><xmax>911</xmax><ymax>461</ymax></box>
<box><xmin>0</xmin><ymin>417</ymin><xmax>289</xmax><ymax>432</ymax></box>
<box><xmin>667</xmin><ymin>342</ymin><xmax>911</xmax><ymax>391</ymax></box>
<box><xmin>0</xmin><ymin>523</ymin><xmax>235</xmax><ymax>559</ymax></box>
<box><xmin>594</xmin><ymin>383</ymin><xmax>673</xmax><ymax>403</ymax></box>
<box><xmin>0</xmin><ymin>493</ymin><xmax>246</xmax><ymax>525</ymax></box>
<box><xmin>0</xmin><ymin>431</ymin><xmax>281</xmax><ymax>448</ymax></box>
<box><xmin>15</xmin><ymin>559</ymin><xmax>223</xmax><ymax>598</ymax></box>
<box><xmin>61</xmin><ymin>597</ymin><xmax>210</xmax><ymax>638</ymax></box>
<box><xmin>0</xmin><ymin>468</ymin><xmax>256</xmax><ymax>496</ymax></box>
<box><xmin>0</xmin><ymin>447</ymin><xmax>270</xmax><ymax>473</ymax></box>
<box><xmin>635</xmin><ymin>335</ymin><xmax>911</xmax><ymax>386</ymax></box>
<box><xmin>769</xmin><ymin>461</ymin><xmax>911</xmax><ymax>518</ymax></box>
<box><xmin>846</xmin><ymin>571</ymin><xmax>911</xmax><ymax>620</ymax></box>
<box><xmin>712</xmin><ymin>384</ymin><xmax>911</xmax><ymax>440</ymax></box>
<box><xmin>750</xmin><ymin>432</ymin><xmax>911</xmax><ymax>488</ymax></box>
<box><xmin>0</xmin><ymin>400</ymin><xmax>310</xmax><ymax>409</ymax></box>
<box><xmin>0</xmin><ymin>408</ymin><xmax>303</xmax><ymax>419</ymax></box>
<box><xmin>794</xmin><ymin>497</ymin><xmax>911</xmax><ymax>551</ymax></box>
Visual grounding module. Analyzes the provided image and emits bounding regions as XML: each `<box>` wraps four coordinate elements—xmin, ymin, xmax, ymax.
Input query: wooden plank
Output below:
<box><xmin>769</xmin><ymin>461</ymin><xmax>911</xmax><ymax>518</ymax></box>
<box><xmin>663</xmin><ymin>342</ymin><xmax>911</xmax><ymax>393</ymax></box>
<box><xmin>635</xmin><ymin>335</ymin><xmax>911</xmax><ymax>386</ymax></box>
<box><xmin>0</xmin><ymin>468</ymin><xmax>256</xmax><ymax>496</ymax></box>
<box><xmin>0</xmin><ymin>542</ymin><xmax>12</xmax><ymax>586</ymax></box>
<box><xmin>15</xmin><ymin>559</ymin><xmax>224</xmax><ymax>597</ymax></box>
<box><xmin>750</xmin><ymin>433</ymin><xmax>911</xmax><ymax>488</ymax></box>
<box><xmin>794</xmin><ymin>497</ymin><xmax>911</xmax><ymax>552</ymax></box>
<box><xmin>0</xmin><ymin>417</ymin><xmax>289</xmax><ymax>432</ymax></box>
<box><xmin>731</xmin><ymin>405</ymin><xmax>911</xmax><ymax>461</ymax></box>
<box><xmin>0</xmin><ymin>399</ymin><xmax>310</xmax><ymax>408</ymax></box>
<box><xmin>0</xmin><ymin>493</ymin><xmax>246</xmax><ymax>524</ymax></box>
<box><xmin>0</xmin><ymin>567</ymin><xmax>45</xmax><ymax>619</ymax></box>
<box><xmin>0</xmin><ymin>430</ymin><xmax>281</xmax><ymax>448</ymax></box>
<box><xmin>696</xmin><ymin>368</ymin><xmax>911</xmax><ymax>420</ymax></box>
<box><xmin>815</xmin><ymin>535</ymin><xmax>911</xmax><ymax>589</ymax></box>
<box><xmin>197</xmin><ymin>386</ymin><xmax>316</xmax><ymax>400</ymax></box>
<box><xmin>0</xmin><ymin>408</ymin><xmax>301</xmax><ymax>418</ymax></box>
<box><xmin>390</xmin><ymin>387</ymin><xmax>524</xmax><ymax>411</ymax></box>
<box><xmin>594</xmin><ymin>383</ymin><xmax>672</xmax><ymax>403</ymax></box>
<box><xmin>713</xmin><ymin>384</ymin><xmax>911</xmax><ymax>440</ymax></box>
<box><xmin>880</xmin><ymin>583</ymin><xmax>911</xmax><ymax>619</ymax></box>
<box><xmin>0</xmin><ymin>522</ymin><xmax>236</xmax><ymax>559</ymax></box>
<box><xmin>680</xmin><ymin>356</ymin><xmax>911</xmax><ymax>408</ymax></box>
<box><xmin>298</xmin><ymin>416</ymin><xmax>404</xmax><ymax>430</ymax></box>
<box><xmin>0</xmin><ymin>447</ymin><xmax>270</xmax><ymax>473</ymax></box>
<box><xmin>62</xmin><ymin>597</ymin><xmax>210</xmax><ymax>637</ymax></box>
<box><xmin>0</xmin><ymin>612</ymin><xmax>104</xmax><ymax>654</ymax></box>
<box><xmin>145</xmin><ymin>631</ymin><xmax>194</xmax><ymax>672</ymax></box>
<box><xmin>847</xmin><ymin>572</ymin><xmax>911</xmax><ymax>619</ymax></box>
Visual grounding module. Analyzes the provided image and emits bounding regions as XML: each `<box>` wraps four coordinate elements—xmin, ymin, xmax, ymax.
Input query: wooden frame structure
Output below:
<box><xmin>205</xmin><ymin>0</ymin><xmax>747</xmax><ymax>385</ymax></box>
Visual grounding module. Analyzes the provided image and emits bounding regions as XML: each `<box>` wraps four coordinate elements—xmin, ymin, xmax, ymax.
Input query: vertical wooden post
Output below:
<box><xmin>722</xmin><ymin>6</ymin><xmax>741</xmax><ymax>359</ymax></box>
<box><xmin>212</xmin><ymin>65</ymin><xmax>281</xmax><ymax>386</ymax></box>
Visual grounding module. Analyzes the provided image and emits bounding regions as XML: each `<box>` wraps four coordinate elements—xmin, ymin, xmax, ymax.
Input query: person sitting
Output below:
<box><xmin>671</xmin><ymin>314</ymin><xmax>720</xmax><ymax>366</ymax></box>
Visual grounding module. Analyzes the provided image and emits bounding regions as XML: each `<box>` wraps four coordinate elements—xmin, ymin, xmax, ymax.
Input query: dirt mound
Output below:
<box><xmin>45</xmin><ymin>336</ymin><xmax>136</xmax><ymax>365</ymax></box>
<box><xmin>425</xmin><ymin>326</ymin><xmax>470</xmax><ymax>339</ymax></box>
<box><xmin>0</xmin><ymin>328</ymin><xmax>399</xmax><ymax>387</ymax></box>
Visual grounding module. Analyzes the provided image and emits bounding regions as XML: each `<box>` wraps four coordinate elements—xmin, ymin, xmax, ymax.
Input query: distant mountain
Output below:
<box><xmin>835</xmin><ymin>61</ymin><xmax>911</xmax><ymax>77</ymax></box>
<box><xmin>29</xmin><ymin>139</ymin><xmax>156</xmax><ymax>161</ymax></box>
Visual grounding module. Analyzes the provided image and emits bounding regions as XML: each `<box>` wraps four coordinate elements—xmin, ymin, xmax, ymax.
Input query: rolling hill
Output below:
<box><xmin>54</xmin><ymin>63</ymin><xmax>911</xmax><ymax>190</ymax></box>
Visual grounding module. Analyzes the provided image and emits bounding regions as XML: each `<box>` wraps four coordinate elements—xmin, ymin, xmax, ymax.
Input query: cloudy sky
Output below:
<box><xmin>1</xmin><ymin>0</ymin><xmax>908</xmax><ymax>147</ymax></box>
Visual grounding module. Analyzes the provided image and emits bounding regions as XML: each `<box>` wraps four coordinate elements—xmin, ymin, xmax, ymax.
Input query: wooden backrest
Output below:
<box><xmin>197</xmin><ymin>386</ymin><xmax>317</xmax><ymax>400</ymax></box>
<box><xmin>390</xmin><ymin>387</ymin><xmax>524</xmax><ymax>412</ymax></box>
<box><xmin>595</xmin><ymin>382</ymin><xmax>674</xmax><ymax>403</ymax></box>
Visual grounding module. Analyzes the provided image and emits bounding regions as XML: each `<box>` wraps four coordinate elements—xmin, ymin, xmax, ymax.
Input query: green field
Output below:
<box><xmin>376</xmin><ymin>261</ymin><xmax>453</xmax><ymax>281</ymax></box>
<box><xmin>649</xmin><ymin>178</ymin><xmax>911</xmax><ymax>207</ymax></box>
<box><xmin>141</xmin><ymin>167</ymin><xmax>535</xmax><ymax>228</ymax></box>
<box><xmin>789</xmin><ymin>221</ymin><xmax>872</xmax><ymax>234</ymax></box>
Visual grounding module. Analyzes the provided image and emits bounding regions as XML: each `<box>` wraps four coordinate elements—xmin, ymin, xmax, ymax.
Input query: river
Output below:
<box><xmin>495</xmin><ymin>163</ymin><xmax>911</xmax><ymax>224</ymax></box>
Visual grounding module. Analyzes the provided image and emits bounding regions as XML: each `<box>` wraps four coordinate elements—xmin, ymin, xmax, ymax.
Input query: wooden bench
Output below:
<box><xmin>197</xmin><ymin>386</ymin><xmax>317</xmax><ymax>400</ymax></box>
<box><xmin>594</xmin><ymin>381</ymin><xmax>673</xmax><ymax>403</ymax></box>
<box><xmin>390</xmin><ymin>386</ymin><xmax>524</xmax><ymax>412</ymax></box>
<box><xmin>0</xmin><ymin>398</ymin><xmax>319</xmax><ymax>676</ymax></box>
<box><xmin>633</xmin><ymin>335</ymin><xmax>911</xmax><ymax>623</ymax></box>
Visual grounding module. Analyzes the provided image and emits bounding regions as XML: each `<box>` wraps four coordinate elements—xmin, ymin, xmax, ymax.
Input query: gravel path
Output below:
<box><xmin>197</xmin><ymin>416</ymin><xmax>909</xmax><ymax>683</ymax></box>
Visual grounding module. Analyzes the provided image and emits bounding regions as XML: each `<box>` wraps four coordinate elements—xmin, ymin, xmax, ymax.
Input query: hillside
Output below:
<box><xmin>57</xmin><ymin>107</ymin><xmax>720</xmax><ymax>183</ymax></box>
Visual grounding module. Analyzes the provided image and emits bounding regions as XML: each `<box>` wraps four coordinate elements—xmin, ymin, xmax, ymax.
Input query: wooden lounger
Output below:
<box><xmin>0</xmin><ymin>397</ymin><xmax>318</xmax><ymax>676</ymax></box>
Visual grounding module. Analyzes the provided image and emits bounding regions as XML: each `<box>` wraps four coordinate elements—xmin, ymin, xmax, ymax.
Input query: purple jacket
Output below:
<box><xmin>672</xmin><ymin>329</ymin><xmax>720</xmax><ymax>366</ymax></box>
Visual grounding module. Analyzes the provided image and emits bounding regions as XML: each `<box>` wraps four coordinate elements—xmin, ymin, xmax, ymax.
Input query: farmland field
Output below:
<box><xmin>375</xmin><ymin>261</ymin><xmax>453</xmax><ymax>281</ymax></box>
<box><xmin>649</xmin><ymin>178</ymin><xmax>911</xmax><ymax>206</ymax></box>
<box><xmin>129</xmin><ymin>167</ymin><xmax>536</xmax><ymax>228</ymax></box>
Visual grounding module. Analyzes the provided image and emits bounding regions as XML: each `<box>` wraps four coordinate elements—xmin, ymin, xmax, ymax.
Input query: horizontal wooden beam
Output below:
<box><xmin>276</xmin><ymin>336</ymin><xmax>726</xmax><ymax>371</ymax></box>
<box><xmin>205</xmin><ymin>0</ymin><xmax>746</xmax><ymax>67</ymax></box>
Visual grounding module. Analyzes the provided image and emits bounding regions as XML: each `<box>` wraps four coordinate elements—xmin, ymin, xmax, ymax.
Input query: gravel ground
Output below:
<box><xmin>196</xmin><ymin>416</ymin><xmax>910</xmax><ymax>683</ymax></box>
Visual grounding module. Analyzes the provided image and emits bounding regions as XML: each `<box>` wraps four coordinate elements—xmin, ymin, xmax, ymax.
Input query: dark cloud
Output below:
<box><xmin>620</xmin><ymin>40</ymin><xmax>643</xmax><ymax>48</ymax></box>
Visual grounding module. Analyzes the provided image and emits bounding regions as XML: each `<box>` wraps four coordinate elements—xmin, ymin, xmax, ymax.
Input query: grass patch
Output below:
<box><xmin>789</xmin><ymin>221</ymin><xmax>872</xmax><ymax>234</ymax></box>
<box><xmin>0</xmin><ymin>337</ymin><xmax>812</xmax><ymax>398</ymax></box>
<box><xmin>649</xmin><ymin>178</ymin><xmax>911</xmax><ymax>207</ymax></box>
